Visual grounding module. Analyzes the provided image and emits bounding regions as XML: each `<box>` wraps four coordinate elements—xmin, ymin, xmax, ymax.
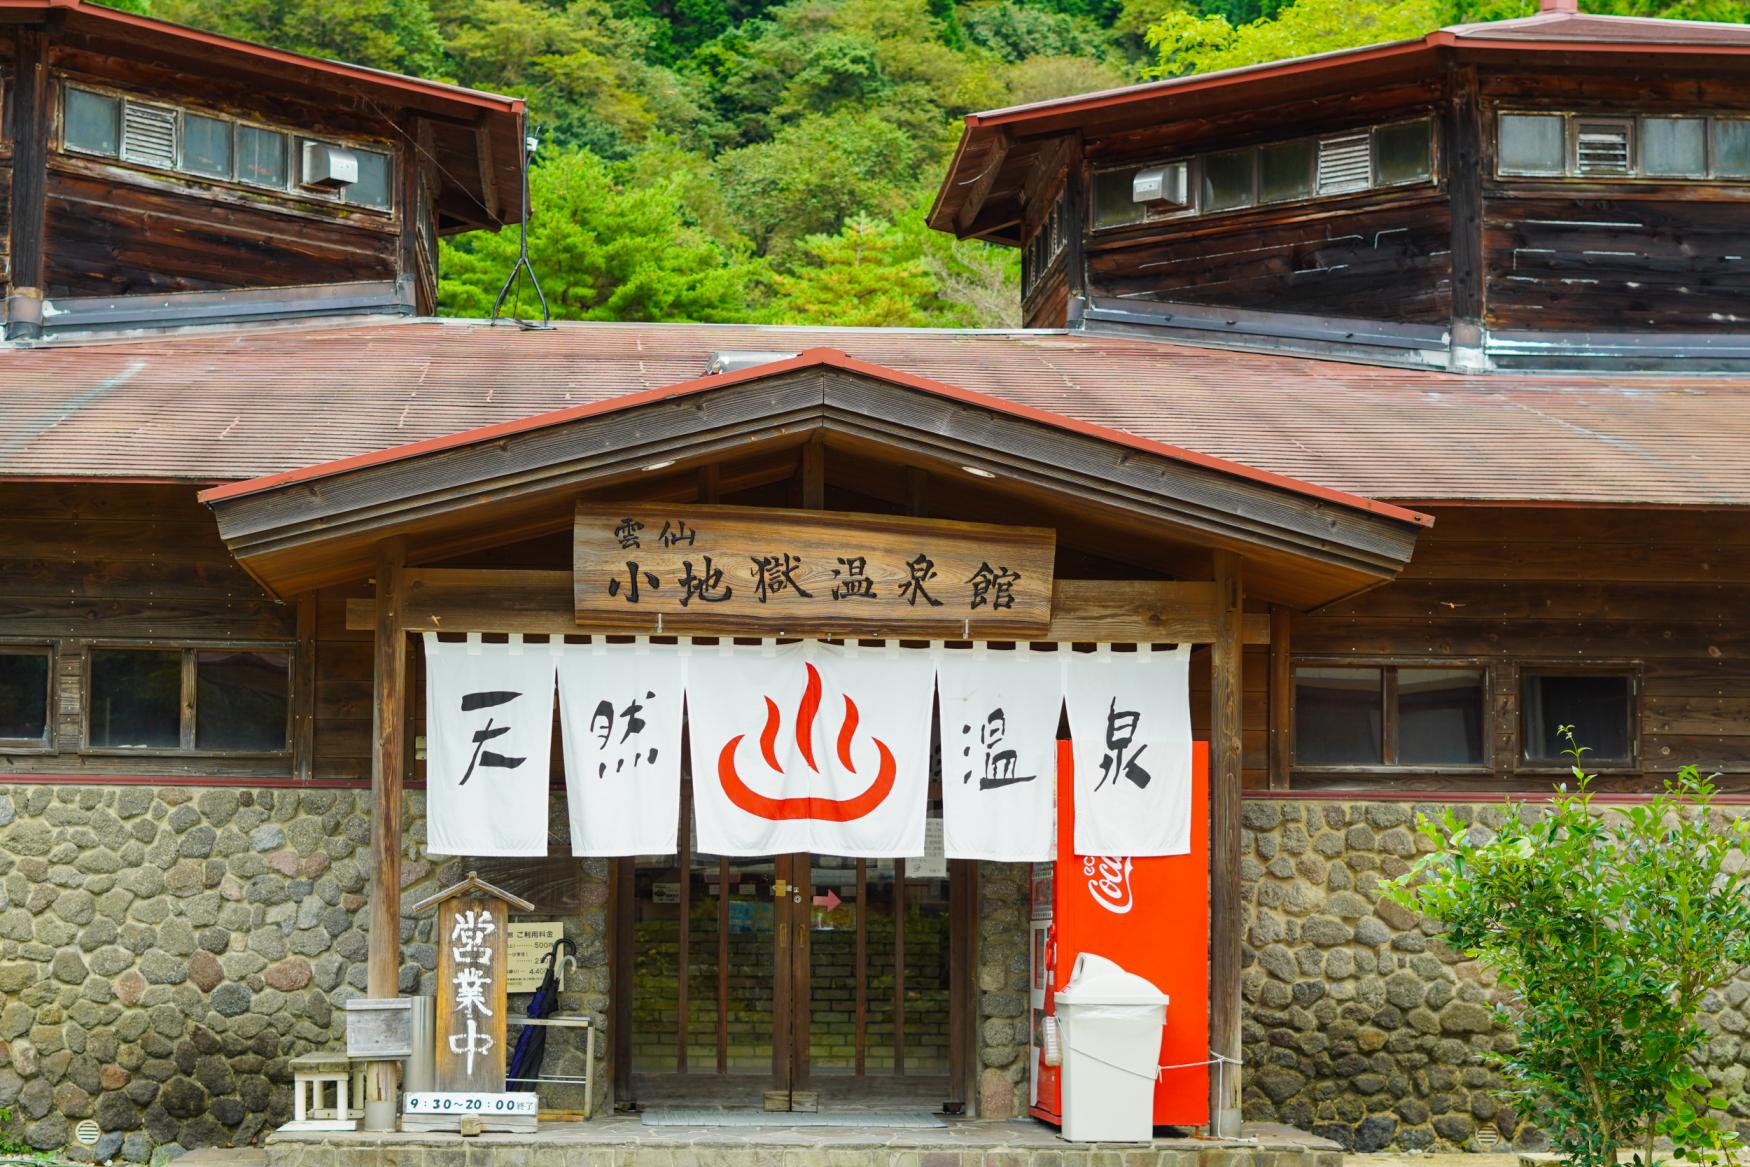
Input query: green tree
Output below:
<box><xmin>1387</xmin><ymin>732</ymin><xmax>1750</xmax><ymax>1167</ymax></box>
<box><xmin>439</xmin><ymin>148</ymin><xmax>769</xmax><ymax>321</ymax></box>
<box><xmin>154</xmin><ymin>0</ymin><xmax>448</xmax><ymax>76</ymax></box>
<box><xmin>717</xmin><ymin>109</ymin><xmax>924</xmax><ymax>255</ymax></box>
<box><xmin>768</xmin><ymin>215</ymin><xmax>941</xmax><ymax>325</ymax></box>
<box><xmin>1145</xmin><ymin>0</ymin><xmax>1436</xmax><ymax>76</ymax></box>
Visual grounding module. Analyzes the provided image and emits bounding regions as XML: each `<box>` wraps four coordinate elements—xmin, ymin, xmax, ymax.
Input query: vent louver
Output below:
<box><xmin>121</xmin><ymin>102</ymin><xmax>178</xmax><ymax>170</ymax></box>
<box><xmin>1575</xmin><ymin>119</ymin><xmax>1633</xmax><ymax>174</ymax></box>
<box><xmin>1316</xmin><ymin>133</ymin><xmax>1371</xmax><ymax>194</ymax></box>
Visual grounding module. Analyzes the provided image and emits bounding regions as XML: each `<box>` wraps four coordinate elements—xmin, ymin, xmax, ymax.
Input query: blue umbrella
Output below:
<box><xmin>507</xmin><ymin>937</ymin><xmax>575</xmax><ymax>1088</ymax></box>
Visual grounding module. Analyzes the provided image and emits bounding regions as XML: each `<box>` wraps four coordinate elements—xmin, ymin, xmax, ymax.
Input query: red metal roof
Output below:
<box><xmin>197</xmin><ymin>346</ymin><xmax>1431</xmax><ymax>529</ymax></box>
<box><xmin>4</xmin><ymin>318</ymin><xmax>1748</xmax><ymax>507</ymax></box>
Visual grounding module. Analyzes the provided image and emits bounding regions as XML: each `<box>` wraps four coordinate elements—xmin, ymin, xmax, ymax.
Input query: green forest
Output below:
<box><xmin>121</xmin><ymin>0</ymin><xmax>1747</xmax><ymax>326</ymax></box>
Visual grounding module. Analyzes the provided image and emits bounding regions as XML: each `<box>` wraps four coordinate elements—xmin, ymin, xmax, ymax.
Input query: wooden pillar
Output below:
<box><xmin>7</xmin><ymin>27</ymin><xmax>49</xmax><ymax>340</ymax></box>
<box><xmin>1209</xmin><ymin>551</ymin><xmax>1244</xmax><ymax>1137</ymax></box>
<box><xmin>365</xmin><ymin>537</ymin><xmax>408</xmax><ymax>1126</ymax></box>
<box><xmin>1267</xmin><ymin>605</ymin><xmax>1292</xmax><ymax>791</ymax></box>
<box><xmin>293</xmin><ymin>593</ymin><xmax>318</xmax><ymax>782</ymax></box>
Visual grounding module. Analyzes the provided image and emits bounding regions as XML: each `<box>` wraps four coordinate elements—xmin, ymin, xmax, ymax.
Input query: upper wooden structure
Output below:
<box><xmin>929</xmin><ymin>1</ymin><xmax>1750</xmax><ymax>370</ymax></box>
<box><xmin>0</xmin><ymin>0</ymin><xmax>525</xmax><ymax>338</ymax></box>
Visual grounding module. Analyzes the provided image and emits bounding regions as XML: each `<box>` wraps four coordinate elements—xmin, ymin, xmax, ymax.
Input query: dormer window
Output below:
<box><xmin>58</xmin><ymin>83</ymin><xmax>393</xmax><ymax>213</ymax></box>
<box><xmin>1497</xmin><ymin>110</ymin><xmax>1750</xmax><ymax>180</ymax></box>
<box><xmin>1091</xmin><ymin>117</ymin><xmax>1434</xmax><ymax>231</ymax></box>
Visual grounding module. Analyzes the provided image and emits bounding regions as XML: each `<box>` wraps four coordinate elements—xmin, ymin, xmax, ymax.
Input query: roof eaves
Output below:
<box><xmin>197</xmin><ymin>346</ymin><xmax>1434</xmax><ymax>532</ymax></box>
<box><xmin>29</xmin><ymin>0</ymin><xmax>525</xmax><ymax>114</ymax></box>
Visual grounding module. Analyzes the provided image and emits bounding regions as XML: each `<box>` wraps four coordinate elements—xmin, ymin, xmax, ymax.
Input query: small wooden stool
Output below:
<box><xmin>283</xmin><ymin>1052</ymin><xmax>360</xmax><ymax>1132</ymax></box>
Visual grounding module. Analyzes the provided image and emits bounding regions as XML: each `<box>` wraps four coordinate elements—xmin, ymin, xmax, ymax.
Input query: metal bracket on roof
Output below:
<box><xmin>490</xmin><ymin>118</ymin><xmax>552</xmax><ymax>332</ymax></box>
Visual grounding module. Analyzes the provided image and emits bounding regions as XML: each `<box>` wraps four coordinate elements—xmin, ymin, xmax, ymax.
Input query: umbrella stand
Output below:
<box><xmin>506</xmin><ymin>937</ymin><xmax>577</xmax><ymax>1089</ymax></box>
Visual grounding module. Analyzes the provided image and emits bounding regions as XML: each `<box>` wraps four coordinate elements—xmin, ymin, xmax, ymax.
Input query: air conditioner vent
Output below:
<box><xmin>121</xmin><ymin>102</ymin><xmax>178</xmax><ymax>170</ymax></box>
<box><xmin>1317</xmin><ymin>133</ymin><xmax>1371</xmax><ymax>195</ymax></box>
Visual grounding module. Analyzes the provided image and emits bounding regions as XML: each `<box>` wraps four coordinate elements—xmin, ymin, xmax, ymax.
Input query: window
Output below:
<box><xmin>237</xmin><ymin>125</ymin><xmax>289</xmax><ymax>188</ymax></box>
<box><xmin>1499</xmin><ymin>113</ymin><xmax>1566</xmax><ymax>175</ymax></box>
<box><xmin>1641</xmin><ymin>117</ymin><xmax>1707</xmax><ymax>178</ymax></box>
<box><xmin>1259</xmin><ymin>139</ymin><xmax>1314</xmax><ymax>203</ymax></box>
<box><xmin>1022</xmin><ymin>187</ymin><xmax>1070</xmax><ymax>298</ymax></box>
<box><xmin>58</xmin><ymin>83</ymin><xmax>393</xmax><ymax>213</ymax></box>
<box><xmin>183</xmin><ymin>113</ymin><xmax>234</xmax><ymax>179</ymax></box>
<box><xmin>87</xmin><ymin>645</ymin><xmax>289</xmax><ymax>753</ymax></box>
<box><xmin>1202</xmin><ymin>148</ymin><xmax>1256</xmax><ymax>212</ymax></box>
<box><xmin>1294</xmin><ymin>663</ymin><xmax>1487</xmax><ymax>769</ymax></box>
<box><xmin>195</xmin><ymin>650</ymin><xmax>291</xmax><ymax>751</ymax></box>
<box><xmin>1499</xmin><ymin>110</ymin><xmax>1750</xmax><ymax>180</ymax></box>
<box><xmin>1091</xmin><ymin>118</ymin><xmax>1435</xmax><ymax>231</ymax></box>
<box><xmin>349</xmin><ymin>149</ymin><xmax>393</xmax><ymax>209</ymax></box>
<box><xmin>1521</xmin><ymin>670</ymin><xmax>1635</xmax><ymax>767</ymax></box>
<box><xmin>0</xmin><ymin>649</ymin><xmax>52</xmax><ymax>747</ymax></box>
<box><xmin>88</xmin><ymin>648</ymin><xmax>182</xmax><ymax>749</ymax></box>
<box><xmin>1374</xmin><ymin>119</ymin><xmax>1433</xmax><ymax>186</ymax></box>
<box><xmin>64</xmin><ymin>87</ymin><xmax>120</xmax><ymax>157</ymax></box>
<box><xmin>1714</xmin><ymin>118</ymin><xmax>1750</xmax><ymax>177</ymax></box>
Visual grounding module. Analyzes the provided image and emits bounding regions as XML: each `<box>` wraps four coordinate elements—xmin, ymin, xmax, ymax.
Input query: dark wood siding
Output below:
<box><xmin>1288</xmin><ymin>507</ymin><xmax>1750</xmax><ymax>792</ymax></box>
<box><xmin>44</xmin><ymin>165</ymin><xmax>399</xmax><ymax>298</ymax></box>
<box><xmin>1086</xmin><ymin>194</ymin><xmax>1453</xmax><ymax>322</ymax></box>
<box><xmin>1481</xmin><ymin>194</ymin><xmax>1750</xmax><ymax>332</ymax></box>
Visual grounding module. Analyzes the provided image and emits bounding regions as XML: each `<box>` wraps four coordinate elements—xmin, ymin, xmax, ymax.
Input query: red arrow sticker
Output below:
<box><xmin>811</xmin><ymin>889</ymin><xmax>842</xmax><ymax>911</ymax></box>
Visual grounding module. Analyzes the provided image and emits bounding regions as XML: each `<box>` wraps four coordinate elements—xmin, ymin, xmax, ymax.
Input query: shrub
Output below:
<box><xmin>1386</xmin><ymin>730</ymin><xmax>1750</xmax><ymax>1167</ymax></box>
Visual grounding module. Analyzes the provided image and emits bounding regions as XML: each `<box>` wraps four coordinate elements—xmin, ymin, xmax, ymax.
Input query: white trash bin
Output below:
<box><xmin>1053</xmin><ymin>952</ymin><xmax>1170</xmax><ymax>1142</ymax></box>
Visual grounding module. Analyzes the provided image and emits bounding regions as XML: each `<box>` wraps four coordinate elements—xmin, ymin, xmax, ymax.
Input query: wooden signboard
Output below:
<box><xmin>574</xmin><ymin>502</ymin><xmax>1056</xmax><ymax>636</ymax></box>
<box><xmin>413</xmin><ymin>873</ymin><xmax>535</xmax><ymax>1096</ymax></box>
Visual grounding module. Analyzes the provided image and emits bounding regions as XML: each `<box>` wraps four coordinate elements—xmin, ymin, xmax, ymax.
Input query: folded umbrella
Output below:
<box><xmin>507</xmin><ymin>937</ymin><xmax>575</xmax><ymax>1088</ymax></box>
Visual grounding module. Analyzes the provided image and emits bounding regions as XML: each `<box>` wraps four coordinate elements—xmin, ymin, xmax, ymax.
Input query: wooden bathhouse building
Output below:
<box><xmin>0</xmin><ymin>0</ymin><xmax>1747</xmax><ymax>1161</ymax></box>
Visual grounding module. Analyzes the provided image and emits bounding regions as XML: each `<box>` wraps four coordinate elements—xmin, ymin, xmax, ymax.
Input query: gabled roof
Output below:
<box><xmin>3</xmin><ymin>318</ymin><xmax>1747</xmax><ymax>508</ymax></box>
<box><xmin>930</xmin><ymin>9</ymin><xmax>1750</xmax><ymax>242</ymax></box>
<box><xmin>0</xmin><ymin>0</ymin><xmax>525</xmax><ymax>232</ymax></box>
<box><xmin>196</xmin><ymin>346</ymin><xmax>1431</xmax><ymax>606</ymax></box>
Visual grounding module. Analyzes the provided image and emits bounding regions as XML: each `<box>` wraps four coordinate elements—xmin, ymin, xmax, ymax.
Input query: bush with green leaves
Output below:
<box><xmin>1387</xmin><ymin>731</ymin><xmax>1750</xmax><ymax>1167</ymax></box>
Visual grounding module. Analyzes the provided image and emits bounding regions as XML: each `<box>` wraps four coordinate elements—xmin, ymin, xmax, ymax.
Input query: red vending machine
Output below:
<box><xmin>1030</xmin><ymin>739</ymin><xmax>1210</xmax><ymax>1129</ymax></box>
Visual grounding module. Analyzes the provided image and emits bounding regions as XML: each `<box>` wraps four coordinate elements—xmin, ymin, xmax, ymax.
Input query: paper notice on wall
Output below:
<box><xmin>505</xmin><ymin>921</ymin><xmax>565</xmax><ymax>992</ymax></box>
<box><xmin>907</xmin><ymin>816</ymin><xmax>948</xmax><ymax>879</ymax></box>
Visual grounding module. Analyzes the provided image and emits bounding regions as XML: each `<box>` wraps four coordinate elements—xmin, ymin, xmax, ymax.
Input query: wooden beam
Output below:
<box><xmin>802</xmin><ymin>437</ymin><xmax>826</xmax><ymax>511</ymax></box>
<box><xmin>1268</xmin><ymin>604</ymin><xmax>1292</xmax><ymax>791</ymax></box>
<box><xmin>293</xmin><ymin>593</ymin><xmax>317</xmax><ymax>782</ymax></box>
<box><xmin>954</xmin><ymin>128</ymin><xmax>1010</xmax><ymax>235</ymax></box>
<box><xmin>365</xmin><ymin>537</ymin><xmax>407</xmax><ymax>1126</ymax></box>
<box><xmin>346</xmin><ymin>570</ymin><xmax>1272</xmax><ymax>645</ymax></box>
<box><xmin>1208</xmin><ymin>551</ymin><xmax>1244</xmax><ymax>1138</ymax></box>
<box><xmin>473</xmin><ymin>119</ymin><xmax>501</xmax><ymax>225</ymax></box>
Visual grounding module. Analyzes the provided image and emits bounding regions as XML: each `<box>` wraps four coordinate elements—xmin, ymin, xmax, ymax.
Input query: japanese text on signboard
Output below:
<box><xmin>574</xmin><ymin>502</ymin><xmax>1055</xmax><ymax>636</ymax></box>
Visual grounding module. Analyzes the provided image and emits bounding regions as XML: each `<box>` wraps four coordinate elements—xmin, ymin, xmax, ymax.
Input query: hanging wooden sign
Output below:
<box><xmin>574</xmin><ymin>502</ymin><xmax>1056</xmax><ymax>636</ymax></box>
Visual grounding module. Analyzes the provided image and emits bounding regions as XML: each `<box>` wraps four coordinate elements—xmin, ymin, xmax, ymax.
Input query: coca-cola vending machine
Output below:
<box><xmin>1029</xmin><ymin>739</ymin><xmax>1210</xmax><ymax>1129</ymax></box>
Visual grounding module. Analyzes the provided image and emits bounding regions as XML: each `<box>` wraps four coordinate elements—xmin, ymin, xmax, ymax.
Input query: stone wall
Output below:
<box><xmin>974</xmin><ymin>862</ymin><xmax>1031</xmax><ymax>1119</ymax></box>
<box><xmin>0</xmin><ymin>786</ymin><xmax>612</xmax><ymax>1164</ymax></box>
<box><xmin>1236</xmin><ymin>797</ymin><xmax>1750</xmax><ymax>1154</ymax></box>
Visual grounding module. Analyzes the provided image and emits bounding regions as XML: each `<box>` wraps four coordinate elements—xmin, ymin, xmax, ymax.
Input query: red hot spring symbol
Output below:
<box><xmin>1083</xmin><ymin>855</ymin><xmax>1135</xmax><ymax>914</ymax></box>
<box><xmin>719</xmin><ymin>662</ymin><xmax>895</xmax><ymax>822</ymax></box>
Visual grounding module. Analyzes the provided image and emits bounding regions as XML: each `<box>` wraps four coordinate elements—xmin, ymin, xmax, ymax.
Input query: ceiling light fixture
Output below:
<box><xmin>641</xmin><ymin>459</ymin><xmax>676</xmax><ymax>472</ymax></box>
<box><xmin>960</xmin><ymin>465</ymin><xmax>996</xmax><ymax>479</ymax></box>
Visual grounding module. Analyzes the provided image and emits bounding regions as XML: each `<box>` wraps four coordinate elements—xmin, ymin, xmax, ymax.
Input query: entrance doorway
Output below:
<box><xmin>614</xmin><ymin>781</ymin><xmax>962</xmax><ymax>1111</ymax></box>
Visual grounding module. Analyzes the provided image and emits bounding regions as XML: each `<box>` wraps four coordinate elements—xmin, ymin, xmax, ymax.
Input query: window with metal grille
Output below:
<box><xmin>1316</xmin><ymin>133</ymin><xmax>1372</xmax><ymax>194</ymax></box>
<box><xmin>1573</xmin><ymin>118</ymin><xmax>1633</xmax><ymax>175</ymax></box>
<box><xmin>57</xmin><ymin>82</ymin><xmax>394</xmax><ymax>215</ymax></box>
<box><xmin>121</xmin><ymin>101</ymin><xmax>178</xmax><ymax>169</ymax></box>
<box><xmin>1497</xmin><ymin>111</ymin><xmax>1750</xmax><ymax>180</ymax></box>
